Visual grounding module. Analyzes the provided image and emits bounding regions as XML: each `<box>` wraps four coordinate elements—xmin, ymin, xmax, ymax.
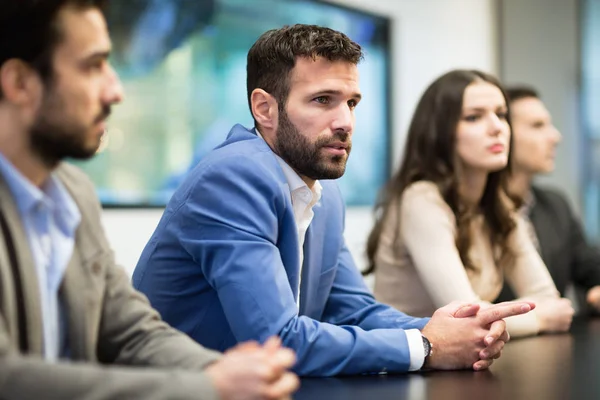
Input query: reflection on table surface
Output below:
<box><xmin>295</xmin><ymin>317</ymin><xmax>600</xmax><ymax>400</ymax></box>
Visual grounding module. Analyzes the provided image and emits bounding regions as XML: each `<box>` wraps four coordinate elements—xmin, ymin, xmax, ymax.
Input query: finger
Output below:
<box><xmin>264</xmin><ymin>372</ymin><xmax>300</xmax><ymax>399</ymax></box>
<box><xmin>480</xmin><ymin>338</ymin><xmax>505</xmax><ymax>360</ymax></box>
<box><xmin>271</xmin><ymin>348</ymin><xmax>296</xmax><ymax>370</ymax></box>
<box><xmin>478</xmin><ymin>302</ymin><xmax>533</xmax><ymax>325</ymax></box>
<box><xmin>264</xmin><ymin>336</ymin><xmax>282</xmax><ymax>352</ymax></box>
<box><xmin>473</xmin><ymin>358</ymin><xmax>493</xmax><ymax>371</ymax></box>
<box><xmin>498</xmin><ymin>330</ymin><xmax>510</xmax><ymax>343</ymax></box>
<box><xmin>484</xmin><ymin>320</ymin><xmax>506</xmax><ymax>346</ymax></box>
<box><xmin>587</xmin><ymin>286</ymin><xmax>600</xmax><ymax>307</ymax></box>
<box><xmin>453</xmin><ymin>304</ymin><xmax>481</xmax><ymax>318</ymax></box>
<box><xmin>493</xmin><ymin>350</ymin><xmax>502</xmax><ymax>359</ymax></box>
<box><xmin>494</xmin><ymin>300</ymin><xmax>536</xmax><ymax>309</ymax></box>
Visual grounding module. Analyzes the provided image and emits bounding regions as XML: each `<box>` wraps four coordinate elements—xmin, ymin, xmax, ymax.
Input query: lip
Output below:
<box><xmin>322</xmin><ymin>142</ymin><xmax>349</xmax><ymax>157</ymax></box>
<box><xmin>488</xmin><ymin>143</ymin><xmax>505</xmax><ymax>154</ymax></box>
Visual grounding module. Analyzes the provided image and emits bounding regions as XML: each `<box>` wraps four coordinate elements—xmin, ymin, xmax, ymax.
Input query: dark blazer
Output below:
<box><xmin>496</xmin><ymin>185</ymin><xmax>600</xmax><ymax>307</ymax></box>
<box><xmin>0</xmin><ymin>163</ymin><xmax>221</xmax><ymax>400</ymax></box>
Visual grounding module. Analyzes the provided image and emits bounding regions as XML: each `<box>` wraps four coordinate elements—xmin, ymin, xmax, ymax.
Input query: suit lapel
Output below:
<box><xmin>298</xmin><ymin>205</ymin><xmax>326</xmax><ymax>318</ymax></box>
<box><xmin>529</xmin><ymin>200</ymin><xmax>552</xmax><ymax>264</ymax></box>
<box><xmin>59</xmin><ymin>245</ymin><xmax>88</xmax><ymax>359</ymax></box>
<box><xmin>0</xmin><ymin>177</ymin><xmax>44</xmax><ymax>354</ymax></box>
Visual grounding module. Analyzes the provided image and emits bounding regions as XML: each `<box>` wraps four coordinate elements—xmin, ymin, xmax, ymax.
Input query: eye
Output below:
<box><xmin>464</xmin><ymin>114</ymin><xmax>480</xmax><ymax>122</ymax></box>
<box><xmin>532</xmin><ymin>121</ymin><xmax>545</xmax><ymax>129</ymax></box>
<box><xmin>86</xmin><ymin>59</ymin><xmax>106</xmax><ymax>72</ymax></box>
<box><xmin>348</xmin><ymin>99</ymin><xmax>358</xmax><ymax>109</ymax></box>
<box><xmin>313</xmin><ymin>96</ymin><xmax>330</xmax><ymax>105</ymax></box>
<box><xmin>496</xmin><ymin>112</ymin><xmax>508</xmax><ymax>120</ymax></box>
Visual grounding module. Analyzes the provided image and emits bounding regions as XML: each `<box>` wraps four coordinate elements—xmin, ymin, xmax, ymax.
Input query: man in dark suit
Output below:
<box><xmin>496</xmin><ymin>86</ymin><xmax>600</xmax><ymax>314</ymax></box>
<box><xmin>0</xmin><ymin>1</ymin><xmax>298</xmax><ymax>399</ymax></box>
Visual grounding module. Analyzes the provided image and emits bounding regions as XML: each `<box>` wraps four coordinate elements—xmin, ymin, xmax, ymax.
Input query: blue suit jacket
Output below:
<box><xmin>133</xmin><ymin>124</ymin><xmax>428</xmax><ymax>376</ymax></box>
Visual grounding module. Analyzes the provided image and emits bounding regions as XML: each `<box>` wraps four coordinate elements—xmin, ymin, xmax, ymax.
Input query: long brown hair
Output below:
<box><xmin>365</xmin><ymin>69</ymin><xmax>518</xmax><ymax>275</ymax></box>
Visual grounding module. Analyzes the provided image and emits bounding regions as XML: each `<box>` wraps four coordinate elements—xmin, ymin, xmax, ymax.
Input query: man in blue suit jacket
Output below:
<box><xmin>133</xmin><ymin>24</ymin><xmax>533</xmax><ymax>376</ymax></box>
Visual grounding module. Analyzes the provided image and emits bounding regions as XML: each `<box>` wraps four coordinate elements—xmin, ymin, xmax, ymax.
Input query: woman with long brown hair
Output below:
<box><xmin>367</xmin><ymin>69</ymin><xmax>573</xmax><ymax>337</ymax></box>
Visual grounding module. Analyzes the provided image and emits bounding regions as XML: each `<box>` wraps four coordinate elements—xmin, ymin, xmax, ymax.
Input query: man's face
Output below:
<box><xmin>30</xmin><ymin>6</ymin><xmax>123</xmax><ymax>166</ymax></box>
<box><xmin>510</xmin><ymin>97</ymin><xmax>561</xmax><ymax>175</ymax></box>
<box><xmin>274</xmin><ymin>56</ymin><xmax>361</xmax><ymax>181</ymax></box>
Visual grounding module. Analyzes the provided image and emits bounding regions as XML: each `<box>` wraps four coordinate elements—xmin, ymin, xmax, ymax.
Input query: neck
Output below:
<box><xmin>300</xmin><ymin>175</ymin><xmax>316</xmax><ymax>190</ymax></box>
<box><xmin>457</xmin><ymin>167</ymin><xmax>488</xmax><ymax>209</ymax></box>
<box><xmin>507</xmin><ymin>169</ymin><xmax>533</xmax><ymax>199</ymax></box>
<box><xmin>0</xmin><ymin>109</ymin><xmax>51</xmax><ymax>187</ymax></box>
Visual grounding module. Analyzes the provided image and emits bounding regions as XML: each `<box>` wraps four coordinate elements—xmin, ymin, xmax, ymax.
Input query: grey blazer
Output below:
<box><xmin>496</xmin><ymin>185</ymin><xmax>600</xmax><ymax>312</ymax></box>
<box><xmin>0</xmin><ymin>163</ymin><xmax>221</xmax><ymax>400</ymax></box>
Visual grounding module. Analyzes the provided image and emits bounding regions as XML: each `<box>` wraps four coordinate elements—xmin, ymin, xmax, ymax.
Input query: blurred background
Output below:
<box><xmin>75</xmin><ymin>0</ymin><xmax>391</xmax><ymax>207</ymax></box>
<box><xmin>91</xmin><ymin>0</ymin><xmax>594</xmax><ymax>276</ymax></box>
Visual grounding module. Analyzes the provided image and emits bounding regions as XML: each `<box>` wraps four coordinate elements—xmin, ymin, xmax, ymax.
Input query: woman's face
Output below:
<box><xmin>455</xmin><ymin>81</ymin><xmax>510</xmax><ymax>173</ymax></box>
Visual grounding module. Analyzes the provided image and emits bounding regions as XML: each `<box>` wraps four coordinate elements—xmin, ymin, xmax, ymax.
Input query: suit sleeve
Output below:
<box><xmin>177</xmin><ymin>157</ymin><xmax>425</xmax><ymax>376</ymax></box>
<box><xmin>558</xmin><ymin>194</ymin><xmax>600</xmax><ymax>290</ymax></box>
<box><xmin>0</xmin><ymin>344</ymin><xmax>219</xmax><ymax>400</ymax></box>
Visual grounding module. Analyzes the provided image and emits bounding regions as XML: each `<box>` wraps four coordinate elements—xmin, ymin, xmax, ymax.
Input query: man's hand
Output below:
<box><xmin>421</xmin><ymin>301</ymin><xmax>534</xmax><ymax>371</ymax></box>
<box><xmin>205</xmin><ymin>336</ymin><xmax>299</xmax><ymax>400</ymax></box>
<box><xmin>587</xmin><ymin>286</ymin><xmax>600</xmax><ymax>312</ymax></box>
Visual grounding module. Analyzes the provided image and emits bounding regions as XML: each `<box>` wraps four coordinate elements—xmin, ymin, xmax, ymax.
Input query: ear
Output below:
<box><xmin>250</xmin><ymin>88</ymin><xmax>278</xmax><ymax>131</ymax></box>
<box><xmin>0</xmin><ymin>59</ymin><xmax>42</xmax><ymax>106</ymax></box>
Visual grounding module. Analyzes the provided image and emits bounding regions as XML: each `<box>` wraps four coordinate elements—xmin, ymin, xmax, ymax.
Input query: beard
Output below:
<box><xmin>29</xmin><ymin>86</ymin><xmax>111</xmax><ymax>168</ymax></box>
<box><xmin>274</xmin><ymin>109</ymin><xmax>351</xmax><ymax>180</ymax></box>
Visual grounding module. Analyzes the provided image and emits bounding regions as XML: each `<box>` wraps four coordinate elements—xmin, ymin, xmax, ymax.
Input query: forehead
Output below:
<box><xmin>288</xmin><ymin>57</ymin><xmax>360</xmax><ymax>93</ymax></box>
<box><xmin>53</xmin><ymin>6</ymin><xmax>110</xmax><ymax>59</ymax></box>
<box><xmin>462</xmin><ymin>81</ymin><xmax>506</xmax><ymax>108</ymax></box>
<box><xmin>510</xmin><ymin>97</ymin><xmax>550</xmax><ymax>120</ymax></box>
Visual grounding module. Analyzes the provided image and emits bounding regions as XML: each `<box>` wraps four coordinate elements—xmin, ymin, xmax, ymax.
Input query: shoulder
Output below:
<box><xmin>179</xmin><ymin>130</ymin><xmax>286</xmax><ymax>201</ymax></box>
<box><xmin>532</xmin><ymin>185</ymin><xmax>572</xmax><ymax>214</ymax></box>
<box><xmin>54</xmin><ymin>163</ymin><xmax>112</xmax><ymax>250</ymax></box>
<box><xmin>397</xmin><ymin>181</ymin><xmax>456</xmax><ymax>230</ymax></box>
<box><xmin>190</xmin><ymin>126</ymin><xmax>281</xmax><ymax>183</ymax></box>
<box><xmin>401</xmin><ymin>181</ymin><xmax>450</xmax><ymax>211</ymax></box>
<box><xmin>54</xmin><ymin>162</ymin><xmax>98</xmax><ymax>206</ymax></box>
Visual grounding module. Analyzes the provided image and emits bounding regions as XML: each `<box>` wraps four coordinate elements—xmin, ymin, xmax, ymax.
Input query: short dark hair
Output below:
<box><xmin>0</xmin><ymin>0</ymin><xmax>107</xmax><ymax>98</ymax></box>
<box><xmin>505</xmin><ymin>85</ymin><xmax>540</xmax><ymax>103</ymax></box>
<box><xmin>246</xmin><ymin>24</ymin><xmax>363</xmax><ymax>124</ymax></box>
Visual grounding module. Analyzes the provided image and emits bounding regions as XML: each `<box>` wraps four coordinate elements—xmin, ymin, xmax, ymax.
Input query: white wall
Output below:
<box><xmin>102</xmin><ymin>0</ymin><xmax>499</xmax><ymax>276</ymax></box>
<box><xmin>499</xmin><ymin>0</ymin><xmax>582</xmax><ymax>213</ymax></box>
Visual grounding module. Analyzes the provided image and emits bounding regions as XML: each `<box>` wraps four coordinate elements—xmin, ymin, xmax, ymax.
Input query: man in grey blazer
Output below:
<box><xmin>496</xmin><ymin>85</ymin><xmax>600</xmax><ymax>315</ymax></box>
<box><xmin>0</xmin><ymin>1</ymin><xmax>298</xmax><ymax>399</ymax></box>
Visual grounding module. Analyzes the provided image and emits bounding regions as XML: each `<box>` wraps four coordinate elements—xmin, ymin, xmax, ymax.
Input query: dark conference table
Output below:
<box><xmin>295</xmin><ymin>317</ymin><xmax>600</xmax><ymax>400</ymax></box>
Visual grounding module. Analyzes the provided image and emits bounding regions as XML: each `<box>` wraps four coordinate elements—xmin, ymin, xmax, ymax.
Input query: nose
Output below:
<box><xmin>102</xmin><ymin>64</ymin><xmax>124</xmax><ymax>105</ymax></box>
<box><xmin>488</xmin><ymin>113</ymin><xmax>505</xmax><ymax>136</ymax></box>
<box><xmin>331</xmin><ymin>103</ymin><xmax>354</xmax><ymax>135</ymax></box>
<box><xmin>551</xmin><ymin>125</ymin><xmax>562</xmax><ymax>144</ymax></box>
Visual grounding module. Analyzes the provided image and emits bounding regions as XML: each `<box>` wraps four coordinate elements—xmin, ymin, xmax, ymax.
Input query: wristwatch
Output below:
<box><xmin>422</xmin><ymin>335</ymin><xmax>433</xmax><ymax>368</ymax></box>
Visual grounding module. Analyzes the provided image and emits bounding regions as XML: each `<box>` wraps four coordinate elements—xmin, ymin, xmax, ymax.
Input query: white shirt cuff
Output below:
<box><xmin>405</xmin><ymin>329</ymin><xmax>425</xmax><ymax>371</ymax></box>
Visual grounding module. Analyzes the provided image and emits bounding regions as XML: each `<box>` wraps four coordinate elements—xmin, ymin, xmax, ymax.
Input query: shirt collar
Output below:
<box><xmin>0</xmin><ymin>153</ymin><xmax>81</xmax><ymax>232</ymax></box>
<box><xmin>0</xmin><ymin>152</ymin><xmax>44</xmax><ymax>215</ymax></box>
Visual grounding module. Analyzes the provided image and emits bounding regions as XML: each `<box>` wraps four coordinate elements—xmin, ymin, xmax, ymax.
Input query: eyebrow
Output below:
<box><xmin>463</xmin><ymin>105</ymin><xmax>507</xmax><ymax>112</ymax></box>
<box><xmin>82</xmin><ymin>49</ymin><xmax>111</xmax><ymax>62</ymax></box>
<box><xmin>312</xmin><ymin>89</ymin><xmax>362</xmax><ymax>101</ymax></box>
